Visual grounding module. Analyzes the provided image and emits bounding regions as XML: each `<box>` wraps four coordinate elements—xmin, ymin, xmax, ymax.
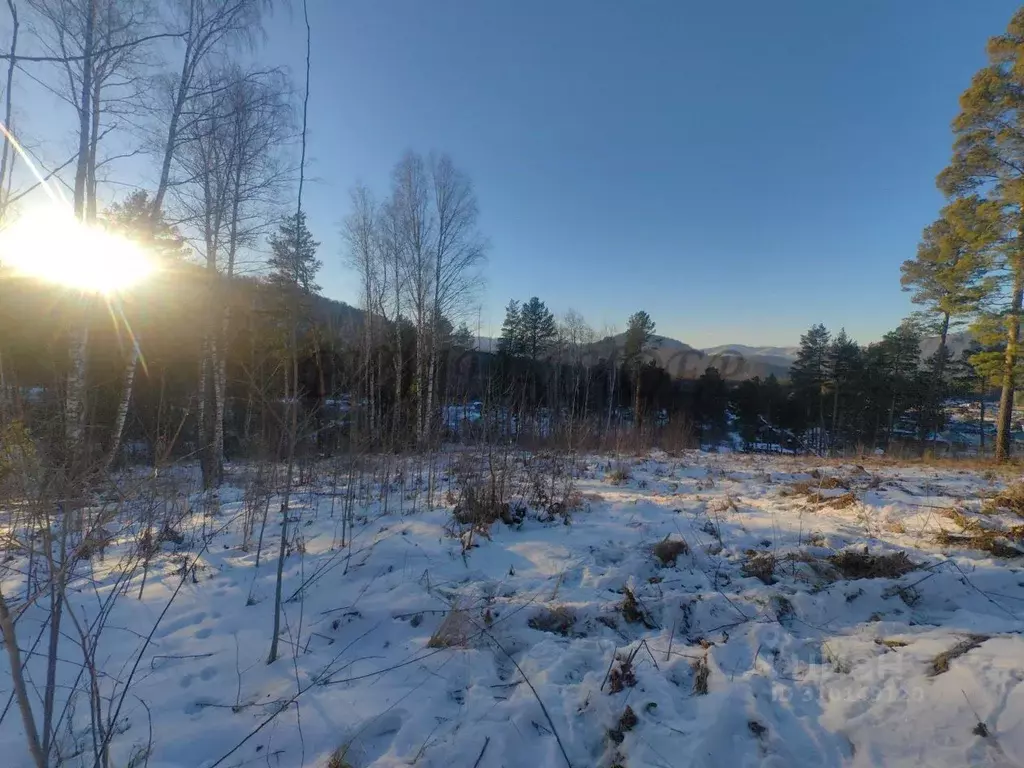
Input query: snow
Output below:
<box><xmin>4</xmin><ymin>452</ymin><xmax>1024</xmax><ymax>767</ymax></box>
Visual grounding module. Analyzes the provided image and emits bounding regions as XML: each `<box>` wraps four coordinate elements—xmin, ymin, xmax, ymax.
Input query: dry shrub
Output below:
<box><xmin>608</xmin><ymin>653</ymin><xmax>637</xmax><ymax>693</ymax></box>
<box><xmin>935</xmin><ymin>527</ymin><xmax>1024</xmax><ymax>557</ymax></box>
<box><xmin>691</xmin><ymin>654</ymin><xmax>710</xmax><ymax>695</ymax></box>
<box><xmin>620</xmin><ymin>587</ymin><xmax>656</xmax><ymax>628</ymax></box>
<box><xmin>829</xmin><ymin>548</ymin><xmax>917</xmax><ymax>580</ymax></box>
<box><xmin>883</xmin><ymin>519</ymin><xmax>907</xmax><ymax>535</ymax></box>
<box><xmin>427</xmin><ymin>606</ymin><xmax>474</xmax><ymax>649</ymax></box>
<box><xmin>741</xmin><ymin>551</ymin><xmax>777</xmax><ymax>584</ymax></box>
<box><xmin>708</xmin><ymin>495</ymin><xmax>738</xmax><ymax>513</ymax></box>
<box><xmin>985</xmin><ymin>482</ymin><xmax>1024</xmax><ymax>517</ymax></box>
<box><xmin>608</xmin><ymin>706</ymin><xmax>638</xmax><ymax>744</ymax></box>
<box><xmin>652</xmin><ymin>536</ymin><xmax>689</xmax><ymax>567</ymax></box>
<box><xmin>77</xmin><ymin>527</ymin><xmax>115</xmax><ymax>561</ymax></box>
<box><xmin>874</xmin><ymin>638</ymin><xmax>908</xmax><ymax>649</ymax></box>
<box><xmin>452</xmin><ymin>478</ymin><xmax>527</xmax><ymax>529</ymax></box>
<box><xmin>528</xmin><ymin>605</ymin><xmax>576</xmax><ymax>636</ymax></box>
<box><xmin>944</xmin><ymin>508</ymin><xmax>982</xmax><ymax>532</ymax></box>
<box><xmin>607</xmin><ymin>462</ymin><xmax>632</xmax><ymax>485</ymax></box>
<box><xmin>325</xmin><ymin>748</ymin><xmax>354</xmax><ymax>768</ymax></box>
<box><xmin>808</xmin><ymin>491</ymin><xmax>857</xmax><ymax>508</ymax></box>
<box><xmin>929</xmin><ymin>634</ymin><xmax>989</xmax><ymax>676</ymax></box>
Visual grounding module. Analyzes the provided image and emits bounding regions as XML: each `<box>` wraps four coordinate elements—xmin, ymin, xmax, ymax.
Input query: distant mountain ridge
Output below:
<box><xmin>352</xmin><ymin>313</ymin><xmax>975</xmax><ymax>383</ymax></box>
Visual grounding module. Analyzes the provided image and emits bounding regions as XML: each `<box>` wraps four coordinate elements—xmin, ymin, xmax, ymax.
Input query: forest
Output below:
<box><xmin>0</xmin><ymin>2</ymin><xmax>1022</xmax><ymax>481</ymax></box>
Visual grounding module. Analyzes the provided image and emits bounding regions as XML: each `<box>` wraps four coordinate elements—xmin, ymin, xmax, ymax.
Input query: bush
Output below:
<box><xmin>652</xmin><ymin>536</ymin><xmax>689</xmax><ymax>567</ymax></box>
<box><xmin>607</xmin><ymin>462</ymin><xmax>632</xmax><ymax>485</ymax></box>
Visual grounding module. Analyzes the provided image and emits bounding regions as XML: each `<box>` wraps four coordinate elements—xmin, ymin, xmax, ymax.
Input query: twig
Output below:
<box><xmin>474</xmin><ymin>623</ymin><xmax>572</xmax><ymax>768</ymax></box>
<box><xmin>472</xmin><ymin>736</ymin><xmax>491</xmax><ymax>768</ymax></box>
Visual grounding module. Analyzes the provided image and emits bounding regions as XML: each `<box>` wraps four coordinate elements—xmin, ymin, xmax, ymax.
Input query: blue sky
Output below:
<box><xmin>5</xmin><ymin>1</ymin><xmax>1019</xmax><ymax>347</ymax></box>
<box><xmin>256</xmin><ymin>0</ymin><xmax>1017</xmax><ymax>347</ymax></box>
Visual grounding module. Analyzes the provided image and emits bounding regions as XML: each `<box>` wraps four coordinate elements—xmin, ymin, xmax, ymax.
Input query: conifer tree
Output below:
<box><xmin>880</xmin><ymin>321</ymin><xmax>922</xmax><ymax>447</ymax></box>
<box><xmin>827</xmin><ymin>328</ymin><xmax>861</xmax><ymax>451</ymax></box>
<box><xmin>902</xmin><ymin>196</ymin><xmax>1000</xmax><ymax>348</ymax></box>
<box><xmin>519</xmin><ymin>297</ymin><xmax>558</xmax><ymax>362</ymax></box>
<box><xmin>268</xmin><ymin>211</ymin><xmax>322</xmax><ymax>294</ymax></box>
<box><xmin>791</xmin><ymin>324</ymin><xmax>831</xmax><ymax>452</ymax></box>
<box><xmin>938</xmin><ymin>7</ymin><xmax>1024</xmax><ymax>459</ymax></box>
<box><xmin>498</xmin><ymin>299</ymin><xmax>523</xmax><ymax>356</ymax></box>
<box><xmin>624</xmin><ymin>310</ymin><xmax>656</xmax><ymax>427</ymax></box>
<box><xmin>902</xmin><ymin>195</ymin><xmax>1001</xmax><ymax>432</ymax></box>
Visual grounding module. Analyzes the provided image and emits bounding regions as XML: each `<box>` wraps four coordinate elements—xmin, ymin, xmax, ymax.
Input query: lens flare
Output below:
<box><xmin>0</xmin><ymin>206</ymin><xmax>154</xmax><ymax>294</ymax></box>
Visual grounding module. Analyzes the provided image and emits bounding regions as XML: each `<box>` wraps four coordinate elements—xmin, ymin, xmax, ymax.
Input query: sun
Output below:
<box><xmin>0</xmin><ymin>206</ymin><xmax>155</xmax><ymax>294</ymax></box>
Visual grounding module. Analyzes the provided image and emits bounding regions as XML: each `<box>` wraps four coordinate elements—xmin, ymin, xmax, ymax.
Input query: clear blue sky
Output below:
<box><xmin>4</xmin><ymin>1</ymin><xmax>1016</xmax><ymax>347</ymax></box>
<box><xmin>259</xmin><ymin>0</ymin><xmax>1020</xmax><ymax>348</ymax></box>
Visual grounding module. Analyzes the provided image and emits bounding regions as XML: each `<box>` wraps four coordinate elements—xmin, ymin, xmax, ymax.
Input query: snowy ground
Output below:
<box><xmin>4</xmin><ymin>451</ymin><xmax>1024</xmax><ymax>767</ymax></box>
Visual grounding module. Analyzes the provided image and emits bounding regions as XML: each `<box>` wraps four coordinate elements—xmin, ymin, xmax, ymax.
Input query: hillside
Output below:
<box><xmin>588</xmin><ymin>334</ymin><xmax>793</xmax><ymax>381</ymax></box>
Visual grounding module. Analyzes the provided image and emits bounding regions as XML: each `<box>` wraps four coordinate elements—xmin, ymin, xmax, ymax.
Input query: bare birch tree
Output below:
<box><xmin>343</xmin><ymin>183</ymin><xmax>382</xmax><ymax>442</ymax></box>
<box><xmin>173</xmin><ymin>65</ymin><xmax>290</xmax><ymax>486</ymax></box>
<box><xmin>424</xmin><ymin>152</ymin><xmax>485</xmax><ymax>444</ymax></box>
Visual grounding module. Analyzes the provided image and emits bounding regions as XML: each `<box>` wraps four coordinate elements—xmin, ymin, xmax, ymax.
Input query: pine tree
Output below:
<box><xmin>498</xmin><ymin>299</ymin><xmax>523</xmax><ymax>356</ymax></box>
<box><xmin>791</xmin><ymin>324</ymin><xmax>831</xmax><ymax>452</ymax></box>
<box><xmin>901</xmin><ymin>196</ymin><xmax>1000</xmax><ymax>349</ymax></box>
<box><xmin>104</xmin><ymin>190</ymin><xmax>188</xmax><ymax>263</ymax></box>
<box><xmin>623</xmin><ymin>310</ymin><xmax>656</xmax><ymax>427</ymax></box>
<box><xmin>267</xmin><ymin>211</ymin><xmax>322</xmax><ymax>294</ymax></box>
<box><xmin>880</xmin><ymin>321</ymin><xmax>922</xmax><ymax>447</ymax></box>
<box><xmin>451</xmin><ymin>322</ymin><xmax>475</xmax><ymax>350</ymax></box>
<box><xmin>938</xmin><ymin>7</ymin><xmax>1024</xmax><ymax>459</ymax></box>
<box><xmin>694</xmin><ymin>366</ymin><xmax>728</xmax><ymax>445</ymax></box>
<box><xmin>827</xmin><ymin>329</ymin><xmax>861</xmax><ymax>451</ymax></box>
<box><xmin>519</xmin><ymin>297</ymin><xmax>558</xmax><ymax>362</ymax></box>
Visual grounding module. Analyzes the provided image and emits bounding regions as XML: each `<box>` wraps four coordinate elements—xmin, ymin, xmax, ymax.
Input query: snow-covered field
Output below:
<box><xmin>5</xmin><ymin>451</ymin><xmax>1024</xmax><ymax>767</ymax></box>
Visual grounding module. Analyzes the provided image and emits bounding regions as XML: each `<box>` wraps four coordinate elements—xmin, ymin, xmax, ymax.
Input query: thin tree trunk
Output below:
<box><xmin>0</xmin><ymin>592</ymin><xmax>45</xmax><ymax>768</ymax></box>
<box><xmin>0</xmin><ymin>0</ymin><xmax>19</xmax><ymax>216</ymax></box>
<box><xmin>980</xmin><ymin>394</ymin><xmax>986</xmax><ymax>453</ymax></box>
<box><xmin>149</xmin><ymin>0</ymin><xmax>194</xmax><ymax>223</ymax></box>
<box><xmin>929</xmin><ymin>309</ymin><xmax>950</xmax><ymax>448</ymax></box>
<box><xmin>831</xmin><ymin>385</ymin><xmax>839</xmax><ymax>456</ymax></box>
<box><xmin>65</xmin><ymin>0</ymin><xmax>96</xmax><ymax>450</ymax></box>
<box><xmin>106</xmin><ymin>344</ymin><xmax>138</xmax><ymax>469</ymax></box>
<box><xmin>269</xmin><ymin>0</ymin><xmax>310</xmax><ymax>663</ymax></box>
<box><xmin>995</xmin><ymin>269</ymin><xmax>1022</xmax><ymax>461</ymax></box>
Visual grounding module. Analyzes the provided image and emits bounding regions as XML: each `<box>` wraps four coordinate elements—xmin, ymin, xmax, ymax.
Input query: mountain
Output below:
<box><xmin>588</xmin><ymin>334</ymin><xmax>792</xmax><ymax>381</ymax></box>
<box><xmin>919</xmin><ymin>330</ymin><xmax>975</xmax><ymax>361</ymax></box>
<box><xmin>702</xmin><ymin>343</ymin><xmax>800</xmax><ymax>360</ymax></box>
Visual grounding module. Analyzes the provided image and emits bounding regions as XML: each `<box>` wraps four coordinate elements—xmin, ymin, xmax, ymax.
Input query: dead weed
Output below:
<box><xmin>828</xmin><ymin>549</ymin><xmax>917</xmax><ymax>580</ymax></box>
<box><xmin>652</xmin><ymin>536</ymin><xmax>689</xmax><ymax>567</ymax></box>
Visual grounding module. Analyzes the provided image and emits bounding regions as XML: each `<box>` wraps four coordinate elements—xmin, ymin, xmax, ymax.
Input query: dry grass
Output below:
<box><xmin>708</xmin><ymin>495</ymin><xmax>738</xmax><ymax>513</ymax></box>
<box><xmin>528</xmin><ymin>605</ymin><xmax>576</xmax><ymax>636</ymax></box>
<box><xmin>929</xmin><ymin>635</ymin><xmax>989</xmax><ymax>676</ymax></box>
<box><xmin>652</xmin><ymin>535</ymin><xmax>689</xmax><ymax>567</ymax></box>
<box><xmin>935</xmin><ymin>527</ymin><xmax>1024</xmax><ymax>558</ymax></box>
<box><xmin>620</xmin><ymin>587</ymin><xmax>656</xmax><ymax>628</ymax></box>
<box><xmin>427</xmin><ymin>606</ymin><xmax>474</xmax><ymax>649</ymax></box>
<box><xmin>741</xmin><ymin>550</ymin><xmax>777</xmax><ymax>584</ymax></box>
<box><xmin>691</xmin><ymin>654</ymin><xmax>710</xmax><ymax>695</ymax></box>
<box><xmin>607</xmin><ymin>462</ymin><xmax>632</xmax><ymax>485</ymax></box>
<box><xmin>943</xmin><ymin>507</ymin><xmax>983</xmax><ymax>532</ymax></box>
<box><xmin>608</xmin><ymin>705</ymin><xmax>638</xmax><ymax>744</ymax></box>
<box><xmin>607</xmin><ymin>653</ymin><xmax>637</xmax><ymax>694</ymax></box>
<box><xmin>874</xmin><ymin>638</ymin><xmax>909</xmax><ymax>649</ymax></box>
<box><xmin>325</xmin><ymin>747</ymin><xmax>354</xmax><ymax>768</ymax></box>
<box><xmin>828</xmin><ymin>549</ymin><xmax>917</xmax><ymax>580</ymax></box>
<box><xmin>807</xmin><ymin>491</ymin><xmax>858</xmax><ymax>508</ymax></box>
<box><xmin>985</xmin><ymin>482</ymin><xmax>1024</xmax><ymax>517</ymax></box>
